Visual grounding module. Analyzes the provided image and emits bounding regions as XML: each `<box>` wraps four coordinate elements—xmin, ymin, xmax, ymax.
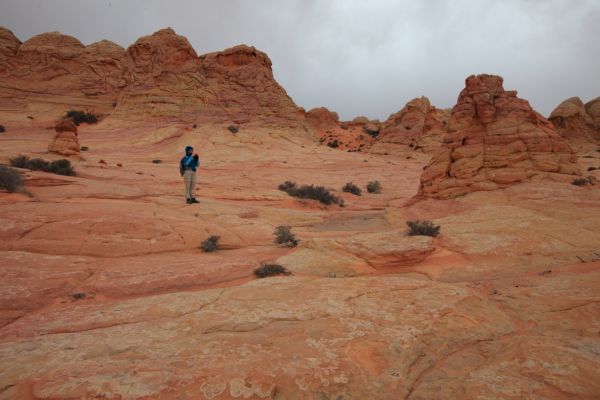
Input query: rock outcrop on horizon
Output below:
<box><xmin>549</xmin><ymin>97</ymin><xmax>600</xmax><ymax>148</ymax></box>
<box><xmin>48</xmin><ymin>119</ymin><xmax>80</xmax><ymax>156</ymax></box>
<box><xmin>0</xmin><ymin>27</ymin><xmax>305</xmax><ymax>128</ymax></box>
<box><xmin>416</xmin><ymin>74</ymin><xmax>581</xmax><ymax>199</ymax></box>
<box><xmin>372</xmin><ymin>96</ymin><xmax>450</xmax><ymax>154</ymax></box>
<box><xmin>307</xmin><ymin>107</ymin><xmax>381</xmax><ymax>151</ymax></box>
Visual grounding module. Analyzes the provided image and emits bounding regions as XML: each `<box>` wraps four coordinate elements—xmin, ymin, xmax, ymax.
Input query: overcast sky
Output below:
<box><xmin>1</xmin><ymin>0</ymin><xmax>599</xmax><ymax>120</ymax></box>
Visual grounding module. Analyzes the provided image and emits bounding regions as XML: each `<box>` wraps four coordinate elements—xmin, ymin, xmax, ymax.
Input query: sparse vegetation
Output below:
<box><xmin>342</xmin><ymin>182</ymin><xmax>362</xmax><ymax>196</ymax></box>
<box><xmin>254</xmin><ymin>263</ymin><xmax>292</xmax><ymax>278</ymax></box>
<box><xmin>366</xmin><ymin>180</ymin><xmax>382</xmax><ymax>194</ymax></box>
<box><xmin>201</xmin><ymin>235</ymin><xmax>220</xmax><ymax>252</ymax></box>
<box><xmin>278</xmin><ymin>181</ymin><xmax>342</xmax><ymax>205</ymax></box>
<box><xmin>80</xmin><ymin>146</ymin><xmax>89</xmax><ymax>151</ymax></box>
<box><xmin>227</xmin><ymin>125</ymin><xmax>239</xmax><ymax>133</ymax></box>
<box><xmin>65</xmin><ymin>110</ymin><xmax>98</xmax><ymax>125</ymax></box>
<box><xmin>274</xmin><ymin>225</ymin><xmax>299</xmax><ymax>247</ymax></box>
<box><xmin>406</xmin><ymin>220</ymin><xmax>440</xmax><ymax>237</ymax></box>
<box><xmin>0</xmin><ymin>125</ymin><xmax>5</xmax><ymax>133</ymax></box>
<box><xmin>9</xmin><ymin>155</ymin><xmax>75</xmax><ymax>176</ymax></box>
<box><xmin>327</xmin><ymin>140</ymin><xmax>339</xmax><ymax>148</ymax></box>
<box><xmin>363</xmin><ymin>126</ymin><xmax>379</xmax><ymax>137</ymax></box>
<box><xmin>572</xmin><ymin>177</ymin><xmax>590</xmax><ymax>186</ymax></box>
<box><xmin>0</xmin><ymin>165</ymin><xmax>24</xmax><ymax>192</ymax></box>
<box><xmin>152</xmin><ymin>159</ymin><xmax>162</xmax><ymax>164</ymax></box>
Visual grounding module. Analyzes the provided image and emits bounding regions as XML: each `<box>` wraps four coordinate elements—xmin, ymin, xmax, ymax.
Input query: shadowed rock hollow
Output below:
<box><xmin>1</xmin><ymin>28</ymin><xmax>600</xmax><ymax>400</ymax></box>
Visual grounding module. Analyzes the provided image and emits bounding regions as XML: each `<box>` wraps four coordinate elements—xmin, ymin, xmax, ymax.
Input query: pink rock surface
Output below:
<box><xmin>1</xmin><ymin>29</ymin><xmax>600</xmax><ymax>400</ymax></box>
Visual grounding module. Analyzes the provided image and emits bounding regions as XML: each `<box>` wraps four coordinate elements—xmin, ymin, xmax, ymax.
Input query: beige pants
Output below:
<box><xmin>183</xmin><ymin>170</ymin><xmax>196</xmax><ymax>199</ymax></box>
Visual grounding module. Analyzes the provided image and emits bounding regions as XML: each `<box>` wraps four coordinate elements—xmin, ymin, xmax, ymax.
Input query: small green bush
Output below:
<box><xmin>65</xmin><ymin>110</ymin><xmax>98</xmax><ymax>125</ymax></box>
<box><xmin>80</xmin><ymin>146</ymin><xmax>89</xmax><ymax>152</ymax></box>
<box><xmin>366</xmin><ymin>181</ymin><xmax>382</xmax><ymax>193</ymax></box>
<box><xmin>406</xmin><ymin>220</ymin><xmax>440</xmax><ymax>237</ymax></box>
<box><xmin>274</xmin><ymin>225</ymin><xmax>299</xmax><ymax>247</ymax></box>
<box><xmin>0</xmin><ymin>165</ymin><xmax>24</xmax><ymax>192</ymax></box>
<box><xmin>227</xmin><ymin>125</ymin><xmax>239</xmax><ymax>133</ymax></box>
<box><xmin>278</xmin><ymin>181</ymin><xmax>342</xmax><ymax>205</ymax></box>
<box><xmin>342</xmin><ymin>182</ymin><xmax>362</xmax><ymax>196</ymax></box>
<box><xmin>254</xmin><ymin>263</ymin><xmax>292</xmax><ymax>278</ymax></box>
<box><xmin>201</xmin><ymin>235</ymin><xmax>220</xmax><ymax>252</ymax></box>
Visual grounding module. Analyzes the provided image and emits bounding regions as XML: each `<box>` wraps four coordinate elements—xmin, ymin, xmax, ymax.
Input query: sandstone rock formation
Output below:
<box><xmin>307</xmin><ymin>107</ymin><xmax>381</xmax><ymax>151</ymax></box>
<box><xmin>0</xmin><ymin>27</ymin><xmax>305</xmax><ymax>128</ymax></box>
<box><xmin>549</xmin><ymin>97</ymin><xmax>600</xmax><ymax>148</ymax></box>
<box><xmin>416</xmin><ymin>74</ymin><xmax>580</xmax><ymax>199</ymax></box>
<box><xmin>372</xmin><ymin>96</ymin><xmax>450</xmax><ymax>154</ymax></box>
<box><xmin>48</xmin><ymin>119</ymin><xmax>80</xmax><ymax>155</ymax></box>
<box><xmin>585</xmin><ymin>96</ymin><xmax>600</xmax><ymax>131</ymax></box>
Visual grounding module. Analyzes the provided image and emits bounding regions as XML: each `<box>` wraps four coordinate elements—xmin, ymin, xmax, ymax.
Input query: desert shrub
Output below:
<box><xmin>363</xmin><ymin>126</ymin><xmax>379</xmax><ymax>137</ymax></box>
<box><xmin>406</xmin><ymin>220</ymin><xmax>440</xmax><ymax>237</ymax></box>
<box><xmin>587</xmin><ymin>166</ymin><xmax>597</xmax><ymax>171</ymax></box>
<box><xmin>572</xmin><ymin>177</ymin><xmax>589</xmax><ymax>186</ymax></box>
<box><xmin>152</xmin><ymin>159</ymin><xmax>162</xmax><ymax>164</ymax></box>
<box><xmin>80</xmin><ymin>146</ymin><xmax>89</xmax><ymax>151</ymax></box>
<box><xmin>201</xmin><ymin>235</ymin><xmax>220</xmax><ymax>252</ymax></box>
<box><xmin>0</xmin><ymin>165</ymin><xmax>24</xmax><ymax>192</ymax></box>
<box><xmin>227</xmin><ymin>125</ymin><xmax>239</xmax><ymax>133</ymax></box>
<box><xmin>342</xmin><ymin>182</ymin><xmax>362</xmax><ymax>196</ymax></box>
<box><xmin>8</xmin><ymin>155</ymin><xmax>74</xmax><ymax>176</ymax></box>
<box><xmin>9</xmin><ymin>155</ymin><xmax>28</xmax><ymax>168</ymax></box>
<box><xmin>0</xmin><ymin>125</ymin><xmax>5</xmax><ymax>133</ymax></box>
<box><xmin>65</xmin><ymin>110</ymin><xmax>98</xmax><ymax>125</ymax></box>
<box><xmin>27</xmin><ymin>158</ymin><xmax>51</xmax><ymax>170</ymax></box>
<box><xmin>366</xmin><ymin>181</ymin><xmax>382</xmax><ymax>193</ymax></box>
<box><xmin>274</xmin><ymin>225</ymin><xmax>299</xmax><ymax>247</ymax></box>
<box><xmin>278</xmin><ymin>181</ymin><xmax>342</xmax><ymax>205</ymax></box>
<box><xmin>48</xmin><ymin>159</ymin><xmax>75</xmax><ymax>176</ymax></box>
<box><xmin>327</xmin><ymin>140</ymin><xmax>339</xmax><ymax>148</ymax></box>
<box><xmin>254</xmin><ymin>263</ymin><xmax>292</xmax><ymax>278</ymax></box>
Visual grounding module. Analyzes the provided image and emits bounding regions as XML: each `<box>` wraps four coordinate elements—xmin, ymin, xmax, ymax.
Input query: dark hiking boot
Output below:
<box><xmin>190</xmin><ymin>198</ymin><xmax>200</xmax><ymax>203</ymax></box>
<box><xmin>186</xmin><ymin>198</ymin><xmax>192</xmax><ymax>204</ymax></box>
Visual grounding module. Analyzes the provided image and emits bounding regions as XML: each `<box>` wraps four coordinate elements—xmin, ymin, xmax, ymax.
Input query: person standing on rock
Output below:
<box><xmin>180</xmin><ymin>145</ymin><xmax>200</xmax><ymax>204</ymax></box>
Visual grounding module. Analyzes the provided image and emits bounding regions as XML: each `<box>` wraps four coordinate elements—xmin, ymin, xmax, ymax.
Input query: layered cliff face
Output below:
<box><xmin>0</xmin><ymin>27</ymin><xmax>304</xmax><ymax>127</ymax></box>
<box><xmin>549</xmin><ymin>97</ymin><xmax>600</xmax><ymax>148</ymax></box>
<box><xmin>416</xmin><ymin>74</ymin><xmax>580</xmax><ymax>199</ymax></box>
<box><xmin>371</xmin><ymin>96</ymin><xmax>450</xmax><ymax>154</ymax></box>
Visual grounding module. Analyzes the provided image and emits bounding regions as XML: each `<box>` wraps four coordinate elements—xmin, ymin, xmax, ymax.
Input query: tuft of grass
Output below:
<box><xmin>227</xmin><ymin>125</ymin><xmax>239</xmax><ymax>133</ymax></box>
<box><xmin>406</xmin><ymin>220</ymin><xmax>440</xmax><ymax>237</ymax></box>
<box><xmin>278</xmin><ymin>181</ymin><xmax>342</xmax><ymax>205</ymax></box>
<box><xmin>254</xmin><ymin>263</ymin><xmax>292</xmax><ymax>278</ymax></box>
<box><xmin>342</xmin><ymin>182</ymin><xmax>362</xmax><ymax>196</ymax></box>
<box><xmin>274</xmin><ymin>225</ymin><xmax>299</xmax><ymax>247</ymax></box>
<box><xmin>366</xmin><ymin>181</ymin><xmax>382</xmax><ymax>194</ymax></box>
<box><xmin>65</xmin><ymin>110</ymin><xmax>98</xmax><ymax>125</ymax></box>
<box><xmin>201</xmin><ymin>235</ymin><xmax>220</xmax><ymax>252</ymax></box>
<box><xmin>0</xmin><ymin>165</ymin><xmax>24</xmax><ymax>192</ymax></box>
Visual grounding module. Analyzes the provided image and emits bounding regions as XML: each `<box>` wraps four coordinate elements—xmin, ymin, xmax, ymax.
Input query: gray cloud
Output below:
<box><xmin>1</xmin><ymin>0</ymin><xmax>599</xmax><ymax>120</ymax></box>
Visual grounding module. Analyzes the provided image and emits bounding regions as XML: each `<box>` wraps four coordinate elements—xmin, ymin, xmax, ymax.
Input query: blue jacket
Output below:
<box><xmin>180</xmin><ymin>155</ymin><xmax>199</xmax><ymax>176</ymax></box>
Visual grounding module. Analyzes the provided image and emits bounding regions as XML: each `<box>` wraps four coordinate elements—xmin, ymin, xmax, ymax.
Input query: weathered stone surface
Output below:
<box><xmin>48</xmin><ymin>119</ymin><xmax>80</xmax><ymax>155</ymax></box>
<box><xmin>549</xmin><ymin>96</ymin><xmax>599</xmax><ymax>148</ymax></box>
<box><xmin>416</xmin><ymin>74</ymin><xmax>581</xmax><ymax>199</ymax></box>
<box><xmin>374</xmin><ymin>96</ymin><xmax>450</xmax><ymax>154</ymax></box>
<box><xmin>585</xmin><ymin>96</ymin><xmax>600</xmax><ymax>131</ymax></box>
